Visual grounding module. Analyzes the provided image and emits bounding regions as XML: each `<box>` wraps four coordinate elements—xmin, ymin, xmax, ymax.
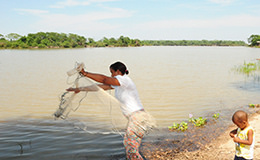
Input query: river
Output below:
<box><xmin>0</xmin><ymin>46</ymin><xmax>259</xmax><ymax>159</ymax></box>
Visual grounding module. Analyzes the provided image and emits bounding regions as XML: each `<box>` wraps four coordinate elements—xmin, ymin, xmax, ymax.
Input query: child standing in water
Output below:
<box><xmin>230</xmin><ymin>110</ymin><xmax>255</xmax><ymax>160</ymax></box>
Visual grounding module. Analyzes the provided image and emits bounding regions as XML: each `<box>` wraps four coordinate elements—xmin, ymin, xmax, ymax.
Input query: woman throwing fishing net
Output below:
<box><xmin>66</xmin><ymin>61</ymin><xmax>155</xmax><ymax>160</ymax></box>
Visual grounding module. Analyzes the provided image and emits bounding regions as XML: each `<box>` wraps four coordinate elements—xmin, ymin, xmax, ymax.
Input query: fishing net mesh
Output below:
<box><xmin>54</xmin><ymin>63</ymin><xmax>156</xmax><ymax>136</ymax></box>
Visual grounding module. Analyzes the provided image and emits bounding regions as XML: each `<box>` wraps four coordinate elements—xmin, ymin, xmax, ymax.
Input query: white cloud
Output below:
<box><xmin>50</xmin><ymin>0</ymin><xmax>89</xmax><ymax>8</ymax></box>
<box><xmin>128</xmin><ymin>14</ymin><xmax>260</xmax><ymax>40</ymax></box>
<box><xmin>29</xmin><ymin>7</ymin><xmax>133</xmax><ymax>37</ymax></box>
<box><xmin>208</xmin><ymin>0</ymin><xmax>236</xmax><ymax>5</ymax></box>
<box><xmin>50</xmin><ymin>0</ymin><xmax>117</xmax><ymax>8</ymax></box>
<box><xmin>136</xmin><ymin>14</ymin><xmax>260</xmax><ymax>30</ymax></box>
<box><xmin>15</xmin><ymin>9</ymin><xmax>49</xmax><ymax>15</ymax></box>
<box><xmin>89</xmin><ymin>0</ymin><xmax>117</xmax><ymax>2</ymax></box>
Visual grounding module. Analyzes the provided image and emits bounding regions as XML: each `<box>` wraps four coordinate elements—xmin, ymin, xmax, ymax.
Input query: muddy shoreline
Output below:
<box><xmin>141</xmin><ymin>107</ymin><xmax>260</xmax><ymax>160</ymax></box>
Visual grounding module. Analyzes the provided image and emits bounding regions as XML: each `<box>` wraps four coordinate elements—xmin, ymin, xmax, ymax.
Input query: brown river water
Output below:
<box><xmin>0</xmin><ymin>46</ymin><xmax>260</xmax><ymax>159</ymax></box>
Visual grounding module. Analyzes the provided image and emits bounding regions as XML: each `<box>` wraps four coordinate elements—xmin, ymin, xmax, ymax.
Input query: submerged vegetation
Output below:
<box><xmin>232</xmin><ymin>60</ymin><xmax>260</xmax><ymax>85</ymax></box>
<box><xmin>233</xmin><ymin>60</ymin><xmax>260</xmax><ymax>76</ymax></box>
<box><xmin>0</xmin><ymin>32</ymin><xmax>255</xmax><ymax>49</ymax></box>
<box><xmin>232</xmin><ymin>35</ymin><xmax>260</xmax><ymax>78</ymax></box>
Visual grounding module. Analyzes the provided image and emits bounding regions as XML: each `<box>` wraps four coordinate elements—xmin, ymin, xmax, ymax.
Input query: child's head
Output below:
<box><xmin>232</xmin><ymin>110</ymin><xmax>249</xmax><ymax>129</ymax></box>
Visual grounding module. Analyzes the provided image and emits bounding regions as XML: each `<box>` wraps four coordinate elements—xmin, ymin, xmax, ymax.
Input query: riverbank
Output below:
<box><xmin>0</xmin><ymin>32</ymin><xmax>248</xmax><ymax>49</ymax></box>
<box><xmin>145</xmin><ymin>109</ymin><xmax>260</xmax><ymax>160</ymax></box>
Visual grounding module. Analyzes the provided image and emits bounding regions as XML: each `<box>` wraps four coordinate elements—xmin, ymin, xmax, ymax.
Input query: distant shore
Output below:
<box><xmin>0</xmin><ymin>32</ymin><xmax>249</xmax><ymax>49</ymax></box>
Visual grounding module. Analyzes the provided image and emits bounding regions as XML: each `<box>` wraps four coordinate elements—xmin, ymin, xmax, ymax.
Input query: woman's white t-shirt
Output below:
<box><xmin>111</xmin><ymin>75</ymin><xmax>143</xmax><ymax>116</ymax></box>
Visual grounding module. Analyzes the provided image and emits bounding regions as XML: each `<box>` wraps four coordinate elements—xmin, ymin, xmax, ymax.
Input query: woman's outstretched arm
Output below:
<box><xmin>81</xmin><ymin>69</ymin><xmax>120</xmax><ymax>86</ymax></box>
<box><xmin>66</xmin><ymin>84</ymin><xmax>113</xmax><ymax>93</ymax></box>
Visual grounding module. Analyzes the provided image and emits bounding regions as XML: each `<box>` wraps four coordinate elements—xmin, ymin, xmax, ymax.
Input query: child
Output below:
<box><xmin>230</xmin><ymin>110</ymin><xmax>255</xmax><ymax>160</ymax></box>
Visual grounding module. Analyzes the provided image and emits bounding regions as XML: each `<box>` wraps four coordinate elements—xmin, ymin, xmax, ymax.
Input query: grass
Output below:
<box><xmin>233</xmin><ymin>60</ymin><xmax>260</xmax><ymax>76</ymax></box>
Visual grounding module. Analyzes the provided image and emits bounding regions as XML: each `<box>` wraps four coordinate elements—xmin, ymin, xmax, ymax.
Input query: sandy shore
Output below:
<box><xmin>146</xmin><ymin>110</ymin><xmax>260</xmax><ymax>160</ymax></box>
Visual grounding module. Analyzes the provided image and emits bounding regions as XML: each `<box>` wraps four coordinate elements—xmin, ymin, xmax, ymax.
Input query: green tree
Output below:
<box><xmin>248</xmin><ymin>35</ymin><xmax>260</xmax><ymax>46</ymax></box>
<box><xmin>109</xmin><ymin>37</ymin><xmax>117</xmax><ymax>46</ymax></box>
<box><xmin>87</xmin><ymin>38</ymin><xmax>96</xmax><ymax>46</ymax></box>
<box><xmin>101</xmin><ymin>37</ymin><xmax>109</xmax><ymax>46</ymax></box>
<box><xmin>6</xmin><ymin>33</ymin><xmax>22</xmax><ymax>41</ymax></box>
<box><xmin>38</xmin><ymin>44</ymin><xmax>46</xmax><ymax>48</ymax></box>
<box><xmin>18</xmin><ymin>36</ymin><xmax>27</xmax><ymax>43</ymax></box>
<box><xmin>62</xmin><ymin>41</ymin><xmax>71</xmax><ymax>48</ymax></box>
<box><xmin>41</xmin><ymin>39</ymin><xmax>51</xmax><ymax>46</ymax></box>
<box><xmin>118</xmin><ymin>36</ymin><xmax>130</xmax><ymax>46</ymax></box>
<box><xmin>0</xmin><ymin>34</ymin><xmax>5</xmax><ymax>40</ymax></box>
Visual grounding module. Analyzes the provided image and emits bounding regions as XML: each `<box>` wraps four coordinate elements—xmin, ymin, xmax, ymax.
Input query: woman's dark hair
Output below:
<box><xmin>110</xmin><ymin>61</ymin><xmax>129</xmax><ymax>75</ymax></box>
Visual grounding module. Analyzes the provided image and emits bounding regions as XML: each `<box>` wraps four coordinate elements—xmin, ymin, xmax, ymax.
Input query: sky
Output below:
<box><xmin>1</xmin><ymin>0</ymin><xmax>260</xmax><ymax>42</ymax></box>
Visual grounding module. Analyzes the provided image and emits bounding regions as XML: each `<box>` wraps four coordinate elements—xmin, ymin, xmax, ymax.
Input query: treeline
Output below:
<box><xmin>0</xmin><ymin>32</ymin><xmax>141</xmax><ymax>49</ymax></box>
<box><xmin>142</xmin><ymin>40</ymin><xmax>246</xmax><ymax>46</ymax></box>
<box><xmin>88</xmin><ymin>36</ymin><xmax>142</xmax><ymax>47</ymax></box>
<box><xmin>0</xmin><ymin>32</ymin><xmax>257</xmax><ymax>49</ymax></box>
<box><xmin>0</xmin><ymin>32</ymin><xmax>86</xmax><ymax>49</ymax></box>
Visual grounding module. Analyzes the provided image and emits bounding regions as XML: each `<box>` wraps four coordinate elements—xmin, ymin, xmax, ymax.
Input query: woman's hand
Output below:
<box><xmin>80</xmin><ymin>68</ymin><xmax>87</xmax><ymax>77</ymax></box>
<box><xmin>66</xmin><ymin>87</ymin><xmax>80</xmax><ymax>93</ymax></box>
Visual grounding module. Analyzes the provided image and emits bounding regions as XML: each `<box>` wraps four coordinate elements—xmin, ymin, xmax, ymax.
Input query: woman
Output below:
<box><xmin>67</xmin><ymin>61</ymin><xmax>155</xmax><ymax>160</ymax></box>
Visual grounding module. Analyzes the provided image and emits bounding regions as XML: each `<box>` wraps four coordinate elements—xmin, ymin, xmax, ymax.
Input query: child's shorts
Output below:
<box><xmin>234</xmin><ymin>155</ymin><xmax>253</xmax><ymax>160</ymax></box>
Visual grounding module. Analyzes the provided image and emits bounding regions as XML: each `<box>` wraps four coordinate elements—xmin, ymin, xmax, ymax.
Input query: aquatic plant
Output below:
<box><xmin>188</xmin><ymin>114</ymin><xmax>207</xmax><ymax>127</ymax></box>
<box><xmin>249</xmin><ymin>104</ymin><xmax>255</xmax><ymax>108</ymax></box>
<box><xmin>213</xmin><ymin>113</ymin><xmax>220</xmax><ymax>120</ymax></box>
<box><xmin>169</xmin><ymin>113</ymin><xmax>220</xmax><ymax>132</ymax></box>
<box><xmin>189</xmin><ymin>117</ymin><xmax>207</xmax><ymax>127</ymax></box>
<box><xmin>233</xmin><ymin>60</ymin><xmax>260</xmax><ymax>76</ymax></box>
<box><xmin>168</xmin><ymin>121</ymin><xmax>188</xmax><ymax>132</ymax></box>
<box><xmin>249</xmin><ymin>104</ymin><xmax>260</xmax><ymax>108</ymax></box>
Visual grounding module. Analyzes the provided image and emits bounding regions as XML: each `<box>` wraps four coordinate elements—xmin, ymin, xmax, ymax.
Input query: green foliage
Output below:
<box><xmin>248</xmin><ymin>35</ymin><xmax>260</xmax><ymax>47</ymax></box>
<box><xmin>6</xmin><ymin>33</ymin><xmax>22</xmax><ymax>41</ymax></box>
<box><xmin>0</xmin><ymin>32</ymin><xmax>86</xmax><ymax>48</ymax></box>
<box><xmin>189</xmin><ymin>117</ymin><xmax>207</xmax><ymax>127</ymax></box>
<box><xmin>0</xmin><ymin>38</ymin><xmax>7</xmax><ymax>48</ymax></box>
<box><xmin>249</xmin><ymin>104</ymin><xmax>255</xmax><ymax>108</ymax></box>
<box><xmin>0</xmin><ymin>34</ymin><xmax>5</xmax><ymax>40</ymax></box>
<box><xmin>168</xmin><ymin>122</ymin><xmax>188</xmax><ymax>132</ymax></box>
<box><xmin>0</xmin><ymin>32</ymin><xmax>254</xmax><ymax>49</ymax></box>
<box><xmin>169</xmin><ymin>113</ymin><xmax>220</xmax><ymax>132</ymax></box>
<box><xmin>0</xmin><ymin>32</ymin><xmax>144</xmax><ymax>49</ymax></box>
<box><xmin>249</xmin><ymin>104</ymin><xmax>260</xmax><ymax>108</ymax></box>
<box><xmin>0</xmin><ymin>32</ymin><xmax>88</xmax><ymax>49</ymax></box>
<box><xmin>213</xmin><ymin>113</ymin><xmax>220</xmax><ymax>120</ymax></box>
<box><xmin>87</xmin><ymin>36</ymin><xmax>140</xmax><ymax>47</ymax></box>
<box><xmin>38</xmin><ymin>44</ymin><xmax>46</xmax><ymax>48</ymax></box>
<box><xmin>142</xmin><ymin>40</ymin><xmax>246</xmax><ymax>46</ymax></box>
<box><xmin>233</xmin><ymin>61</ymin><xmax>260</xmax><ymax>76</ymax></box>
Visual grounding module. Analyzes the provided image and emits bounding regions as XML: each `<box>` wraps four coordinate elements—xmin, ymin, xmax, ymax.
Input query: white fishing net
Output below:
<box><xmin>54</xmin><ymin>62</ymin><xmax>156</xmax><ymax>136</ymax></box>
